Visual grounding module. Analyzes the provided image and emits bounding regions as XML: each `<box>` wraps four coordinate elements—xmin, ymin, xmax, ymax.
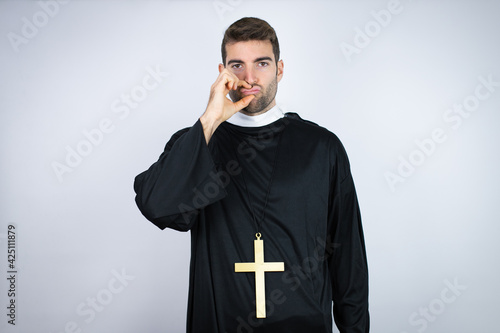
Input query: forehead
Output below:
<box><xmin>225</xmin><ymin>40</ymin><xmax>275</xmax><ymax>63</ymax></box>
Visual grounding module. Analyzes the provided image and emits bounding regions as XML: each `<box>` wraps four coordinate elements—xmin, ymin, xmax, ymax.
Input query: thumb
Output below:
<box><xmin>233</xmin><ymin>95</ymin><xmax>255</xmax><ymax>111</ymax></box>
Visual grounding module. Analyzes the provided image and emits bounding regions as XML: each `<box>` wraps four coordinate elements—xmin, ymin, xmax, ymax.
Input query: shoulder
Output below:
<box><xmin>284</xmin><ymin>112</ymin><xmax>344</xmax><ymax>149</ymax></box>
<box><xmin>284</xmin><ymin>112</ymin><xmax>351</xmax><ymax>174</ymax></box>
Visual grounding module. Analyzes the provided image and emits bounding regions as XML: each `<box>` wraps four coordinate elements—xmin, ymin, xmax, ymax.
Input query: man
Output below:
<box><xmin>134</xmin><ymin>17</ymin><xmax>369</xmax><ymax>333</ymax></box>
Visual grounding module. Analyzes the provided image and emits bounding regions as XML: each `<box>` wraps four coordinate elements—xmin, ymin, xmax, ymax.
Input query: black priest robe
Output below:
<box><xmin>134</xmin><ymin>113</ymin><xmax>369</xmax><ymax>333</ymax></box>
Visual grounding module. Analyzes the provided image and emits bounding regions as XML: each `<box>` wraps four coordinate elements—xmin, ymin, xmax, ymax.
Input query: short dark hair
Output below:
<box><xmin>221</xmin><ymin>17</ymin><xmax>280</xmax><ymax>65</ymax></box>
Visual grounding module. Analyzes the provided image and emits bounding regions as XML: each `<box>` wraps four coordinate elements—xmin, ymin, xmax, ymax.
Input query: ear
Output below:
<box><xmin>277</xmin><ymin>59</ymin><xmax>284</xmax><ymax>83</ymax></box>
<box><xmin>218</xmin><ymin>63</ymin><xmax>224</xmax><ymax>73</ymax></box>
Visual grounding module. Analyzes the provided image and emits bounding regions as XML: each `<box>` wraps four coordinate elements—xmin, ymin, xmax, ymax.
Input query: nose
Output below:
<box><xmin>243</xmin><ymin>67</ymin><xmax>257</xmax><ymax>84</ymax></box>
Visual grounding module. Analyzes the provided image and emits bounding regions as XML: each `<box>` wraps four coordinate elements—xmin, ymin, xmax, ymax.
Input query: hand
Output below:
<box><xmin>200</xmin><ymin>69</ymin><xmax>255</xmax><ymax>143</ymax></box>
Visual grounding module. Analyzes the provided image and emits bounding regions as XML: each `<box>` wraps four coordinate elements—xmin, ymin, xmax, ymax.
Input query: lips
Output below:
<box><xmin>240</xmin><ymin>87</ymin><xmax>261</xmax><ymax>95</ymax></box>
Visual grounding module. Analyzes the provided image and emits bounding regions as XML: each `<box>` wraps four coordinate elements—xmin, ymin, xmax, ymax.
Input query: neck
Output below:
<box><xmin>227</xmin><ymin>104</ymin><xmax>284</xmax><ymax>127</ymax></box>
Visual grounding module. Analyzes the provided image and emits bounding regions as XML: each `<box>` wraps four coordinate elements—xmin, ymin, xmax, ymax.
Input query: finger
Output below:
<box><xmin>237</xmin><ymin>80</ymin><xmax>252</xmax><ymax>89</ymax></box>
<box><xmin>226</xmin><ymin>81</ymin><xmax>238</xmax><ymax>93</ymax></box>
<box><xmin>228</xmin><ymin>76</ymin><xmax>240</xmax><ymax>91</ymax></box>
<box><xmin>233</xmin><ymin>94</ymin><xmax>255</xmax><ymax>112</ymax></box>
<box><xmin>228</xmin><ymin>79</ymin><xmax>251</xmax><ymax>91</ymax></box>
<box><xmin>215</xmin><ymin>71</ymin><xmax>237</xmax><ymax>91</ymax></box>
<box><xmin>221</xmin><ymin>78</ymin><xmax>234</xmax><ymax>93</ymax></box>
<box><xmin>221</xmin><ymin>74</ymin><xmax>237</xmax><ymax>91</ymax></box>
<box><xmin>218</xmin><ymin>70</ymin><xmax>251</xmax><ymax>91</ymax></box>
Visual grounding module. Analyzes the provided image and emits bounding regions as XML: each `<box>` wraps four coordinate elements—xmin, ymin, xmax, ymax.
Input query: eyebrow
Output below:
<box><xmin>227</xmin><ymin>57</ymin><xmax>273</xmax><ymax>65</ymax></box>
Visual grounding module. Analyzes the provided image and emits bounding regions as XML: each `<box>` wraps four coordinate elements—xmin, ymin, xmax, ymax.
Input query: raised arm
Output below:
<box><xmin>134</xmin><ymin>68</ymin><xmax>255</xmax><ymax>230</ymax></box>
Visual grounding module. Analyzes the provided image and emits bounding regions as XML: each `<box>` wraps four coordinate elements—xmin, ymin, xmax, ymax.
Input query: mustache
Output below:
<box><xmin>238</xmin><ymin>84</ymin><xmax>262</xmax><ymax>92</ymax></box>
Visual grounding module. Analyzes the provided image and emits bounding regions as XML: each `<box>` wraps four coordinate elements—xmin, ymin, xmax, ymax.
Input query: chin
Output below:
<box><xmin>243</xmin><ymin>102</ymin><xmax>264</xmax><ymax>114</ymax></box>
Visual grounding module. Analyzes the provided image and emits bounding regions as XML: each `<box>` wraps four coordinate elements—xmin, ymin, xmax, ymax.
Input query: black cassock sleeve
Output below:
<box><xmin>133</xmin><ymin>119</ymin><xmax>226</xmax><ymax>231</ymax></box>
<box><xmin>328</xmin><ymin>137</ymin><xmax>369</xmax><ymax>333</ymax></box>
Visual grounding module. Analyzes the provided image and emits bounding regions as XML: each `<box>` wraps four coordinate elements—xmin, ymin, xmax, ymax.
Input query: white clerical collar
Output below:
<box><xmin>226</xmin><ymin>105</ymin><xmax>284</xmax><ymax>127</ymax></box>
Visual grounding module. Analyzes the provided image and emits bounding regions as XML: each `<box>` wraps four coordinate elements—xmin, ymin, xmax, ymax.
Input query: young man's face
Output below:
<box><xmin>220</xmin><ymin>40</ymin><xmax>284</xmax><ymax>115</ymax></box>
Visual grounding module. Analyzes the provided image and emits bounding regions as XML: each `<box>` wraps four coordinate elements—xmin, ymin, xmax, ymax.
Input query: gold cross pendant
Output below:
<box><xmin>234</xmin><ymin>233</ymin><xmax>285</xmax><ymax>318</ymax></box>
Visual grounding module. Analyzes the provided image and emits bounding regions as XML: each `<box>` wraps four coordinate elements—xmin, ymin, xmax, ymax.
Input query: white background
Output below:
<box><xmin>1</xmin><ymin>0</ymin><xmax>499</xmax><ymax>332</ymax></box>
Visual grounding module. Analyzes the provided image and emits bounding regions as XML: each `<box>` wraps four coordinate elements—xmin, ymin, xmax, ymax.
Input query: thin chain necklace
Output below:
<box><xmin>231</xmin><ymin>123</ymin><xmax>285</xmax><ymax>235</ymax></box>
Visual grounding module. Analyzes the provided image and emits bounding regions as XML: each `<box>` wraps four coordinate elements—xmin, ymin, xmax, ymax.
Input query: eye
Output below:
<box><xmin>231</xmin><ymin>63</ymin><xmax>243</xmax><ymax>71</ymax></box>
<box><xmin>258</xmin><ymin>62</ymin><xmax>269</xmax><ymax>68</ymax></box>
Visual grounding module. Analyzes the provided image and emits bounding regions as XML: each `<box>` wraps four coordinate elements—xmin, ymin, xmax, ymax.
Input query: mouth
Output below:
<box><xmin>240</xmin><ymin>87</ymin><xmax>261</xmax><ymax>95</ymax></box>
